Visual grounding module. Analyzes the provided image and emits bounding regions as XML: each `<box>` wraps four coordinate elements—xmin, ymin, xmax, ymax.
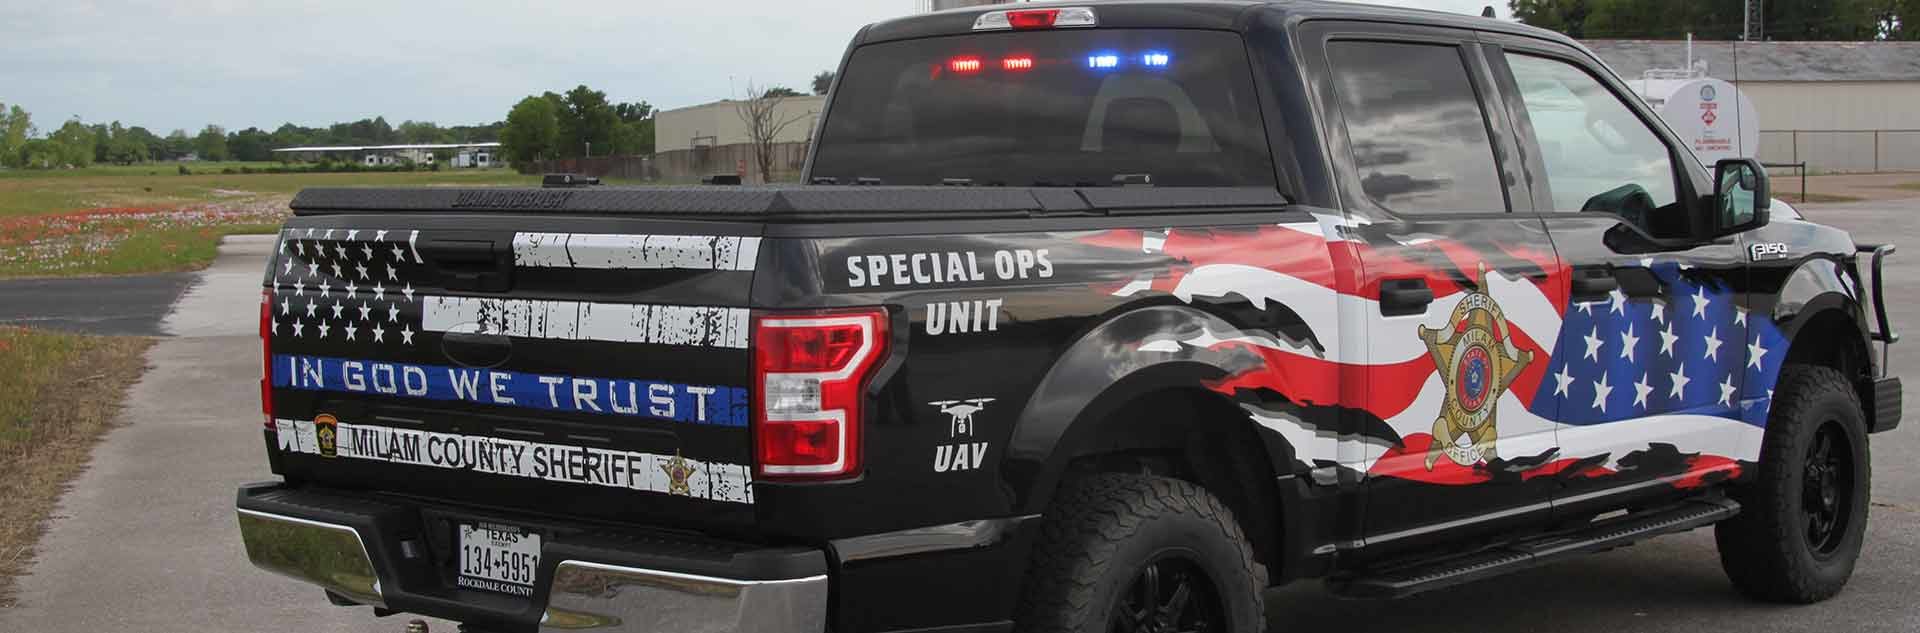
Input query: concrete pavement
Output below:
<box><xmin>0</xmin><ymin>235</ymin><xmax>446</xmax><ymax>633</ymax></box>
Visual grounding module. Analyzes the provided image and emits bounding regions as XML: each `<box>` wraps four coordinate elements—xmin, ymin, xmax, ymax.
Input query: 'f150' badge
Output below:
<box><xmin>1416</xmin><ymin>267</ymin><xmax>1533</xmax><ymax>470</ymax></box>
<box><xmin>1749</xmin><ymin>242</ymin><xmax>1790</xmax><ymax>262</ymax></box>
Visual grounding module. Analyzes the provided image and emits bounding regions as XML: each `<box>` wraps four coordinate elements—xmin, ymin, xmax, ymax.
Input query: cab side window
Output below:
<box><xmin>1505</xmin><ymin>53</ymin><xmax>1683</xmax><ymax>235</ymax></box>
<box><xmin>1327</xmin><ymin>41</ymin><xmax>1507</xmax><ymax>215</ymax></box>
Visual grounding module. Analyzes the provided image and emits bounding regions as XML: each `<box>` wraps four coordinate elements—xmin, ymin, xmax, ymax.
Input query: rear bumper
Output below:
<box><xmin>235</xmin><ymin>482</ymin><xmax>828</xmax><ymax>633</ymax></box>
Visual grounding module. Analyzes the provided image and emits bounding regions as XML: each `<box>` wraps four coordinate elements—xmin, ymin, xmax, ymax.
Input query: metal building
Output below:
<box><xmin>1586</xmin><ymin>40</ymin><xmax>1920</xmax><ymax>172</ymax></box>
<box><xmin>646</xmin><ymin>95</ymin><xmax>828</xmax><ymax>183</ymax></box>
<box><xmin>653</xmin><ymin>96</ymin><xmax>826</xmax><ymax>153</ymax></box>
<box><xmin>269</xmin><ymin>142</ymin><xmax>502</xmax><ymax>168</ymax></box>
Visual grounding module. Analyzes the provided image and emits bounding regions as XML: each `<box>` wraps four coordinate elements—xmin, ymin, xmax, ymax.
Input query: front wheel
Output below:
<box><xmin>1714</xmin><ymin>364</ymin><xmax>1871</xmax><ymax>603</ymax></box>
<box><xmin>1017</xmin><ymin>473</ymin><xmax>1267</xmax><ymax>633</ymax></box>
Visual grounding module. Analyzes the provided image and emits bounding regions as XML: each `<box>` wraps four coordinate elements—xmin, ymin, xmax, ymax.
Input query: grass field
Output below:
<box><xmin>0</xmin><ymin>162</ymin><xmax>538</xmax><ymax>218</ymax></box>
<box><xmin>0</xmin><ymin>163</ymin><xmax>541</xmax><ymax>277</ymax></box>
<box><xmin>0</xmin><ymin>327</ymin><xmax>152</xmax><ymax>606</ymax></box>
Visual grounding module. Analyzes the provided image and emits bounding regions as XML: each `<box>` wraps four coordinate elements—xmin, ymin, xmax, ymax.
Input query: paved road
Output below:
<box><xmin>0</xmin><ymin>272</ymin><xmax>196</xmax><ymax>336</ymax></box>
<box><xmin>4</xmin><ymin>203</ymin><xmax>1919</xmax><ymax>632</ymax></box>
<box><xmin>0</xmin><ymin>236</ymin><xmax>448</xmax><ymax>633</ymax></box>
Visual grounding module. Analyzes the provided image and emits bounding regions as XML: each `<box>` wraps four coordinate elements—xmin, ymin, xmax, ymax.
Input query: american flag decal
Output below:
<box><xmin>1079</xmin><ymin>219</ymin><xmax>1780</xmax><ymax>488</ymax></box>
<box><xmin>270</xmin><ymin>228</ymin><xmax>425</xmax><ymax>345</ymax></box>
<box><xmin>268</xmin><ymin>228</ymin><xmax>751</xmax><ymax>349</ymax></box>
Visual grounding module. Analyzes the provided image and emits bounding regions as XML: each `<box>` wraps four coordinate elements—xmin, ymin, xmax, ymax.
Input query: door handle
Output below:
<box><xmin>1379</xmin><ymin>278</ymin><xmax>1434</xmax><ymax>316</ymax></box>
<box><xmin>1570</xmin><ymin>268</ymin><xmax>1619</xmax><ymax>302</ymax></box>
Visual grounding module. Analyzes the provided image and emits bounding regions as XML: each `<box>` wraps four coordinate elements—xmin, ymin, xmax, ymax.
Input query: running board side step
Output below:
<box><xmin>1327</xmin><ymin>497</ymin><xmax>1740</xmax><ymax>599</ymax></box>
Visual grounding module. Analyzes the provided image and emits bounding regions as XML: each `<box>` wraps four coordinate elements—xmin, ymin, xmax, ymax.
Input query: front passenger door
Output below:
<box><xmin>1303</xmin><ymin>26</ymin><xmax>1568</xmax><ymax>554</ymax></box>
<box><xmin>1487</xmin><ymin>45</ymin><xmax>1751</xmax><ymax>514</ymax></box>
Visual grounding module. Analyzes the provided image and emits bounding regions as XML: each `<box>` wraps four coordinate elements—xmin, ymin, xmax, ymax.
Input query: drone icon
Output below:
<box><xmin>928</xmin><ymin>398</ymin><xmax>996</xmax><ymax>438</ymax></box>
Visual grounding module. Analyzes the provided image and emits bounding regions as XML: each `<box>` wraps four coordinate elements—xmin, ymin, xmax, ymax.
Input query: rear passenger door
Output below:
<box><xmin>1481</xmin><ymin>37</ymin><xmax>1751</xmax><ymax>515</ymax></box>
<box><xmin>1300</xmin><ymin>23</ymin><xmax>1570</xmax><ymax>554</ymax></box>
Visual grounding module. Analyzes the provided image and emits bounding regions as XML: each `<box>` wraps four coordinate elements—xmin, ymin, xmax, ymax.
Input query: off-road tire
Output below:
<box><xmin>1715</xmin><ymin>364</ymin><xmax>1870</xmax><ymax>603</ymax></box>
<box><xmin>1016</xmin><ymin>473</ymin><xmax>1267</xmax><ymax>633</ymax></box>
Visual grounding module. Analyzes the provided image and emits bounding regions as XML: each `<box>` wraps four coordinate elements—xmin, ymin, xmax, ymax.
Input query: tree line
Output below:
<box><xmin>1511</xmin><ymin>0</ymin><xmax>1920</xmax><ymax>40</ymax></box>
<box><xmin>4</xmin><ymin>71</ymin><xmax>842</xmax><ymax>170</ymax></box>
<box><xmin>0</xmin><ymin>102</ymin><xmax>503</xmax><ymax>169</ymax></box>
<box><xmin>499</xmin><ymin>85</ymin><xmax>656</xmax><ymax>168</ymax></box>
<box><xmin>498</xmin><ymin>76</ymin><xmax>832</xmax><ymax>169</ymax></box>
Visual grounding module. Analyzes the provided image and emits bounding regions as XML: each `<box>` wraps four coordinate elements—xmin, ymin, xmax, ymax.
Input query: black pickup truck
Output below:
<box><xmin>236</xmin><ymin>3</ymin><xmax>1904</xmax><ymax>632</ymax></box>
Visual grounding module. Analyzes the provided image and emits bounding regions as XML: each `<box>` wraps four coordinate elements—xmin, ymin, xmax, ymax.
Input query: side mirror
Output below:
<box><xmin>1711</xmin><ymin>158</ymin><xmax>1770</xmax><ymax>236</ymax></box>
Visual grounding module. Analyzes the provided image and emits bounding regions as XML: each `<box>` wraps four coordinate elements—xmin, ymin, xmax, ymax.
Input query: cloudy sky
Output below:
<box><xmin>0</xmin><ymin>1</ymin><xmax>1509</xmax><ymax>134</ymax></box>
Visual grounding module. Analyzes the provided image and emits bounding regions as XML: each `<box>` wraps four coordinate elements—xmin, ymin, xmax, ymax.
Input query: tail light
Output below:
<box><xmin>260</xmin><ymin>289</ymin><xmax>274</xmax><ymax>429</ymax></box>
<box><xmin>752</xmin><ymin>308</ymin><xmax>890</xmax><ymax>480</ymax></box>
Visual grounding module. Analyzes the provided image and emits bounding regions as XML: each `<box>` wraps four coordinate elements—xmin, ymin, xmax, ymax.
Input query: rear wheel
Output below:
<box><xmin>1715</xmin><ymin>364</ymin><xmax>1870</xmax><ymax>603</ymax></box>
<box><xmin>1017</xmin><ymin>473</ymin><xmax>1266</xmax><ymax>633</ymax></box>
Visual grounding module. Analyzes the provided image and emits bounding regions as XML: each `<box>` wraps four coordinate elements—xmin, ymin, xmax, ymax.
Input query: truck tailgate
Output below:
<box><xmin>263</xmin><ymin>214</ymin><xmax>761</xmax><ymax>532</ymax></box>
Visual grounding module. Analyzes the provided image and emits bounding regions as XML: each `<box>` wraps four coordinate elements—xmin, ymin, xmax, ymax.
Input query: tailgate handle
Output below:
<box><xmin>442</xmin><ymin>330</ymin><xmax>512</xmax><ymax>368</ymax></box>
<box><xmin>420</xmin><ymin>239</ymin><xmax>512</xmax><ymax>292</ymax></box>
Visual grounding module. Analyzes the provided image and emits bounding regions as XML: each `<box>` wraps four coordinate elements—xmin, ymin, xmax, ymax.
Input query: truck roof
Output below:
<box><xmin>859</xmin><ymin>0</ymin><xmax>1583</xmax><ymax>51</ymax></box>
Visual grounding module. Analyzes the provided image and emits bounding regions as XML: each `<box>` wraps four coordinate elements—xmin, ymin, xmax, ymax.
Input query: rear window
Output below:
<box><xmin>810</xmin><ymin>29</ymin><xmax>1274</xmax><ymax>187</ymax></box>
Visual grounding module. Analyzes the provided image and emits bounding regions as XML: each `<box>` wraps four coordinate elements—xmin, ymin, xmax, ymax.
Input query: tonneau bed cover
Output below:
<box><xmin>289</xmin><ymin>185</ymin><xmax>1288</xmax><ymax>220</ymax></box>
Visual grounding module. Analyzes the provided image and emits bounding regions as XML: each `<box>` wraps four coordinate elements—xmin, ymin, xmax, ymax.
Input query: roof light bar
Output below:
<box><xmin>973</xmin><ymin>6</ymin><xmax>1096</xmax><ymax>30</ymax></box>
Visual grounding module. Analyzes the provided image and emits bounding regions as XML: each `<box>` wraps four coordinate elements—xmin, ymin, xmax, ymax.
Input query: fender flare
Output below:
<box><xmin>1000</xmin><ymin>303</ymin><xmax>1302</xmax><ymax>514</ymax></box>
<box><xmin>1766</xmin><ymin>257</ymin><xmax>1872</xmax><ymax>388</ymax></box>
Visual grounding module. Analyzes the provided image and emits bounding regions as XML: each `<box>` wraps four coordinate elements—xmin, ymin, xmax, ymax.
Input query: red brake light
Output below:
<box><xmin>260</xmin><ymin>289</ymin><xmax>274</xmax><ymax>429</ymax></box>
<box><xmin>974</xmin><ymin>7</ymin><xmax>1095</xmax><ymax>30</ymax></box>
<box><xmin>753</xmin><ymin>309</ymin><xmax>889</xmax><ymax>480</ymax></box>
<box><xmin>1002</xmin><ymin>56</ymin><xmax>1034</xmax><ymax>71</ymax></box>
<box><xmin>1006</xmin><ymin>9</ymin><xmax>1059</xmax><ymax>29</ymax></box>
<box><xmin>948</xmin><ymin>56</ymin><xmax>982</xmax><ymax>74</ymax></box>
<box><xmin>758</xmin><ymin>319</ymin><xmax>868</xmax><ymax>372</ymax></box>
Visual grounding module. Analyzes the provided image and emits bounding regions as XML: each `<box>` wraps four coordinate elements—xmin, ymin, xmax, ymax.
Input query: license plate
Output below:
<box><xmin>456</xmin><ymin>522</ymin><xmax>540</xmax><ymax>596</ymax></box>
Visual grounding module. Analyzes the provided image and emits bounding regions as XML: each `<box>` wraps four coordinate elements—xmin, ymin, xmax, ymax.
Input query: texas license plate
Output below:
<box><xmin>456</xmin><ymin>522</ymin><xmax>540</xmax><ymax>596</ymax></box>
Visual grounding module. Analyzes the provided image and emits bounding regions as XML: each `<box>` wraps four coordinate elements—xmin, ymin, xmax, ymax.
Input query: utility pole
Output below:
<box><xmin>1743</xmin><ymin>0</ymin><xmax>1764</xmax><ymax>41</ymax></box>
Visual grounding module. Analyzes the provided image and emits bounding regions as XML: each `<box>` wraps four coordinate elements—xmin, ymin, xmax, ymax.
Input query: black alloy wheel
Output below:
<box><xmin>1715</xmin><ymin>364</ymin><xmax>1870</xmax><ymax>604</ymax></box>
<box><xmin>1018</xmin><ymin>473</ymin><xmax>1267</xmax><ymax>633</ymax></box>
<box><xmin>1802</xmin><ymin>421</ymin><xmax>1855</xmax><ymax>558</ymax></box>
<box><xmin>1112</xmin><ymin>554</ymin><xmax>1225</xmax><ymax>633</ymax></box>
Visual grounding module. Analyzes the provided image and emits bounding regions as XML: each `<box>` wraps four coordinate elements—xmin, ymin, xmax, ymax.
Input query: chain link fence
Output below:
<box><xmin>1758</xmin><ymin>129</ymin><xmax>1920</xmax><ymax>173</ymax></box>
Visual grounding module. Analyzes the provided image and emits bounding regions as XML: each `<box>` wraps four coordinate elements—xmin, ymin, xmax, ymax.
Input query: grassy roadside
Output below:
<box><xmin>0</xmin><ymin>327</ymin><xmax>153</xmax><ymax>607</ymax></box>
<box><xmin>0</xmin><ymin>164</ymin><xmax>541</xmax><ymax>278</ymax></box>
<box><xmin>0</xmin><ymin>202</ymin><xmax>289</xmax><ymax>278</ymax></box>
<box><xmin>0</xmin><ymin>163</ymin><xmax>537</xmax><ymax>218</ymax></box>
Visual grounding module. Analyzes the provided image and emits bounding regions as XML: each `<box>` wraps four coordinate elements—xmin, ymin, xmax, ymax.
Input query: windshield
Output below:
<box><xmin>810</xmin><ymin>29</ymin><xmax>1274</xmax><ymax>187</ymax></box>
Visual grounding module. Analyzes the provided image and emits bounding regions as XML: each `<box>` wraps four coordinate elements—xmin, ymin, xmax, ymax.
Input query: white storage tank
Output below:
<box><xmin>1628</xmin><ymin>75</ymin><xmax>1761</xmax><ymax>167</ymax></box>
